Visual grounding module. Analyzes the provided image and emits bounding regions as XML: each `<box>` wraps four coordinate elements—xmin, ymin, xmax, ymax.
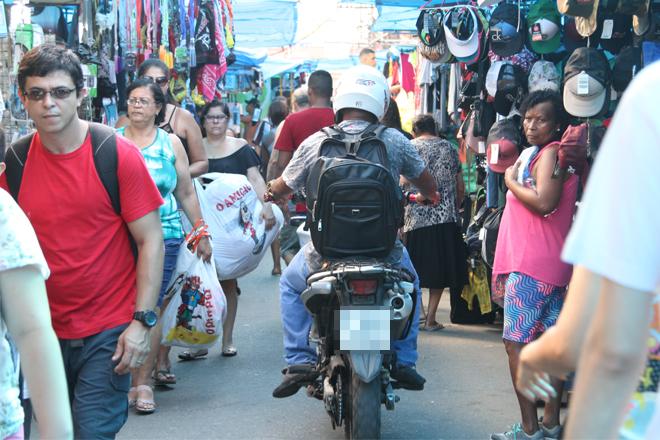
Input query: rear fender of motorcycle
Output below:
<box><xmin>348</xmin><ymin>351</ymin><xmax>383</xmax><ymax>383</ymax></box>
<box><xmin>301</xmin><ymin>277</ymin><xmax>335</xmax><ymax>315</ymax></box>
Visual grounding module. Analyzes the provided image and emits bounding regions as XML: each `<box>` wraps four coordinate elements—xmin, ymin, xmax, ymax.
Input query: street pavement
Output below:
<box><xmin>118</xmin><ymin>256</ymin><xmax>525</xmax><ymax>440</ymax></box>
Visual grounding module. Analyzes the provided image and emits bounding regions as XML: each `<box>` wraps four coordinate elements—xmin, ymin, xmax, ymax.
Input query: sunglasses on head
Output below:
<box><xmin>142</xmin><ymin>75</ymin><xmax>169</xmax><ymax>86</ymax></box>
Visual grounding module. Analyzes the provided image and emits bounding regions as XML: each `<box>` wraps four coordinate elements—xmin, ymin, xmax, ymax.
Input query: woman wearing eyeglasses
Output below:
<box><xmin>177</xmin><ymin>100</ymin><xmax>276</xmax><ymax>361</ymax></box>
<box><xmin>116</xmin><ymin>59</ymin><xmax>208</xmax><ymax>178</ymax></box>
<box><xmin>118</xmin><ymin>78</ymin><xmax>212</xmax><ymax>414</ymax></box>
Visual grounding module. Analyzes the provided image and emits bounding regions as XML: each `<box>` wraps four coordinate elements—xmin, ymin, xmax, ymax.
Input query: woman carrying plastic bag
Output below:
<box><xmin>161</xmin><ymin>223</ymin><xmax>227</xmax><ymax>349</ymax></box>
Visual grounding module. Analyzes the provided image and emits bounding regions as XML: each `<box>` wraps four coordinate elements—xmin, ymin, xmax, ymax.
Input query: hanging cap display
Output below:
<box><xmin>575</xmin><ymin>0</ymin><xmax>600</xmax><ymax>37</ymax></box>
<box><xmin>612</xmin><ymin>45</ymin><xmax>643</xmax><ymax>92</ymax></box>
<box><xmin>527</xmin><ymin>0</ymin><xmax>562</xmax><ymax>54</ymax></box>
<box><xmin>563</xmin><ymin>17</ymin><xmax>602</xmax><ymax>52</ymax></box>
<box><xmin>417</xmin><ymin>9</ymin><xmax>444</xmax><ymax>47</ymax></box>
<box><xmin>486</xmin><ymin>60</ymin><xmax>508</xmax><ymax>98</ymax></box>
<box><xmin>598</xmin><ymin>11</ymin><xmax>633</xmax><ymax>54</ymax></box>
<box><xmin>489</xmin><ymin>2</ymin><xmax>525</xmax><ymax>57</ymax></box>
<box><xmin>563</xmin><ymin>47</ymin><xmax>611</xmax><ymax>117</ymax></box>
<box><xmin>557</xmin><ymin>0</ymin><xmax>597</xmax><ymax>18</ymax></box>
<box><xmin>443</xmin><ymin>6</ymin><xmax>482</xmax><ymax>64</ymax></box>
<box><xmin>528</xmin><ymin>60</ymin><xmax>560</xmax><ymax>92</ymax></box>
<box><xmin>494</xmin><ymin>63</ymin><xmax>526</xmax><ymax>116</ymax></box>
<box><xmin>633</xmin><ymin>8</ymin><xmax>651</xmax><ymax>36</ymax></box>
<box><xmin>486</xmin><ymin>118</ymin><xmax>521</xmax><ymax>174</ymax></box>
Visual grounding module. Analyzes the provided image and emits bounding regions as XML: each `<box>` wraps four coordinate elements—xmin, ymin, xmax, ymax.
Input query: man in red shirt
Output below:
<box><xmin>267</xmin><ymin>70</ymin><xmax>334</xmax><ymax>264</ymax></box>
<box><xmin>1</xmin><ymin>45</ymin><xmax>164</xmax><ymax>439</ymax></box>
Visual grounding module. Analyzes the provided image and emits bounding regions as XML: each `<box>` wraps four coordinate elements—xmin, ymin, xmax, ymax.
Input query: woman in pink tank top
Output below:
<box><xmin>490</xmin><ymin>90</ymin><xmax>578</xmax><ymax>440</ymax></box>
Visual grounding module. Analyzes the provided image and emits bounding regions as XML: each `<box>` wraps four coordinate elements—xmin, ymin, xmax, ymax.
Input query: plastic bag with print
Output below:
<box><xmin>187</xmin><ymin>173</ymin><xmax>284</xmax><ymax>281</ymax></box>
<box><xmin>161</xmin><ymin>243</ymin><xmax>227</xmax><ymax>349</ymax></box>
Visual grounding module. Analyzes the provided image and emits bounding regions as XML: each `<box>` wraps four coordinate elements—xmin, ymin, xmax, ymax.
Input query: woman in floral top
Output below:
<box><xmin>402</xmin><ymin>114</ymin><xmax>467</xmax><ymax>331</ymax></box>
<box><xmin>0</xmin><ymin>170</ymin><xmax>72</xmax><ymax>439</ymax></box>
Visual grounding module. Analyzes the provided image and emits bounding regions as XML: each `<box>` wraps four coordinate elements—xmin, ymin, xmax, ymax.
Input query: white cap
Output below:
<box><xmin>443</xmin><ymin>7</ymin><xmax>480</xmax><ymax>60</ymax></box>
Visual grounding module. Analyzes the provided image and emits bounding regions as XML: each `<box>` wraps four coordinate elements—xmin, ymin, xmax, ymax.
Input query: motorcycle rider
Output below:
<box><xmin>265</xmin><ymin>65</ymin><xmax>440</xmax><ymax>398</ymax></box>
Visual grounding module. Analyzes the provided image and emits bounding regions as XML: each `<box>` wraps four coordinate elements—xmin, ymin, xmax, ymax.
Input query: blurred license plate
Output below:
<box><xmin>338</xmin><ymin>308</ymin><xmax>390</xmax><ymax>351</ymax></box>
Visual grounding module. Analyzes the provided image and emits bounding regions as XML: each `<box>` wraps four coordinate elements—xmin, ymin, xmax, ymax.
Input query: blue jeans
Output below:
<box><xmin>279</xmin><ymin>247</ymin><xmax>422</xmax><ymax>367</ymax></box>
<box><xmin>158</xmin><ymin>238</ymin><xmax>184</xmax><ymax>307</ymax></box>
<box><xmin>59</xmin><ymin>324</ymin><xmax>130</xmax><ymax>439</ymax></box>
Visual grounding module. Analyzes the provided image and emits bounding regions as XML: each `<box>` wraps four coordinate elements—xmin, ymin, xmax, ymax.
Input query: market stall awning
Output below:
<box><xmin>372</xmin><ymin>6</ymin><xmax>419</xmax><ymax>33</ymax></box>
<box><xmin>233</xmin><ymin>0</ymin><xmax>298</xmax><ymax>48</ymax></box>
<box><xmin>339</xmin><ymin>0</ymin><xmax>471</xmax><ymax>6</ymax></box>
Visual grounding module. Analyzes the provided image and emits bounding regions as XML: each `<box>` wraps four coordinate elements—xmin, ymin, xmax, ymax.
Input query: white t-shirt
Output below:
<box><xmin>0</xmin><ymin>188</ymin><xmax>49</xmax><ymax>438</ymax></box>
<box><xmin>562</xmin><ymin>61</ymin><xmax>660</xmax><ymax>439</ymax></box>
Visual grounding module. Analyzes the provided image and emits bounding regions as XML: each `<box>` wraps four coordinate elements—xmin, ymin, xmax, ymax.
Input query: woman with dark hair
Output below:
<box><xmin>117</xmin><ymin>59</ymin><xmax>208</xmax><ymax>177</ymax></box>
<box><xmin>403</xmin><ymin>114</ymin><xmax>465</xmax><ymax>331</ymax></box>
<box><xmin>177</xmin><ymin>99</ymin><xmax>275</xmax><ymax>360</ymax></box>
<box><xmin>381</xmin><ymin>98</ymin><xmax>412</xmax><ymax>139</ymax></box>
<box><xmin>490</xmin><ymin>89</ymin><xmax>576</xmax><ymax>440</ymax></box>
<box><xmin>118</xmin><ymin>78</ymin><xmax>212</xmax><ymax>414</ymax></box>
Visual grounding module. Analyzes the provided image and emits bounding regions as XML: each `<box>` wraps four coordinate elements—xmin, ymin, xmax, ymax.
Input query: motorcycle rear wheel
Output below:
<box><xmin>344</xmin><ymin>369</ymin><xmax>381</xmax><ymax>439</ymax></box>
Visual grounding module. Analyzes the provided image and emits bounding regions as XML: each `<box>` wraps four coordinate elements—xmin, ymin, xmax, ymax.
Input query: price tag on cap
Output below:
<box><xmin>601</xmin><ymin>19</ymin><xmax>614</xmax><ymax>39</ymax></box>
<box><xmin>577</xmin><ymin>71</ymin><xmax>590</xmax><ymax>96</ymax></box>
<box><xmin>478</xmin><ymin>141</ymin><xmax>486</xmax><ymax>154</ymax></box>
<box><xmin>531</xmin><ymin>23</ymin><xmax>543</xmax><ymax>42</ymax></box>
<box><xmin>490</xmin><ymin>143</ymin><xmax>500</xmax><ymax>164</ymax></box>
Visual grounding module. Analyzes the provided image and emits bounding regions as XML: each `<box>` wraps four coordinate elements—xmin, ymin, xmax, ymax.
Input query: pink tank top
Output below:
<box><xmin>493</xmin><ymin>144</ymin><xmax>578</xmax><ymax>287</ymax></box>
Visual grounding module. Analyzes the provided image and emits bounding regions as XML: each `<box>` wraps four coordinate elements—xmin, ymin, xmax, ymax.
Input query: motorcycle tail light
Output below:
<box><xmin>349</xmin><ymin>279</ymin><xmax>378</xmax><ymax>296</ymax></box>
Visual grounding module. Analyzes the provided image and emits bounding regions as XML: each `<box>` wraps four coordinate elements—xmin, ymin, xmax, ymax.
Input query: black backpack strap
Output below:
<box><xmin>89</xmin><ymin>122</ymin><xmax>121</xmax><ymax>216</ymax></box>
<box><xmin>5</xmin><ymin>133</ymin><xmax>35</xmax><ymax>201</ymax></box>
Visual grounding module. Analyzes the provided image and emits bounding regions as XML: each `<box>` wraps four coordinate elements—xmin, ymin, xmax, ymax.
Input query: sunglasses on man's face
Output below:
<box><xmin>24</xmin><ymin>87</ymin><xmax>76</xmax><ymax>101</ymax></box>
<box><xmin>142</xmin><ymin>76</ymin><xmax>169</xmax><ymax>86</ymax></box>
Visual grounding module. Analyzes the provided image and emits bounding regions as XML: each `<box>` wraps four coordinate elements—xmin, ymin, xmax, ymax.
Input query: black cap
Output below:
<box><xmin>494</xmin><ymin>63</ymin><xmax>527</xmax><ymax>116</ymax></box>
<box><xmin>489</xmin><ymin>2</ymin><xmax>525</xmax><ymax>57</ymax></box>
<box><xmin>564</xmin><ymin>47</ymin><xmax>611</xmax><ymax>87</ymax></box>
<box><xmin>416</xmin><ymin>9</ymin><xmax>444</xmax><ymax>47</ymax></box>
<box><xmin>612</xmin><ymin>46</ymin><xmax>643</xmax><ymax>92</ymax></box>
<box><xmin>598</xmin><ymin>11</ymin><xmax>633</xmax><ymax>55</ymax></box>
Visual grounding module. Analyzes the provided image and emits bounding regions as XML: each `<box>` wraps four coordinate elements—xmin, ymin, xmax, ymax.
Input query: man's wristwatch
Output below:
<box><xmin>133</xmin><ymin>310</ymin><xmax>158</xmax><ymax>328</ymax></box>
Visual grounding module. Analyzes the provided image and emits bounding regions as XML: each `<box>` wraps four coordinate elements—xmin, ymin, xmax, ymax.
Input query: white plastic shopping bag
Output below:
<box><xmin>161</xmin><ymin>242</ymin><xmax>227</xmax><ymax>349</ymax></box>
<box><xmin>187</xmin><ymin>173</ymin><xmax>283</xmax><ymax>280</ymax></box>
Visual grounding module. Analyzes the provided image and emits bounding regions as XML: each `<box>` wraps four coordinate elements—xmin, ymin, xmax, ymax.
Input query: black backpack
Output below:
<box><xmin>481</xmin><ymin>207</ymin><xmax>504</xmax><ymax>270</ymax></box>
<box><xmin>4</xmin><ymin>122</ymin><xmax>137</xmax><ymax>257</ymax></box>
<box><xmin>305</xmin><ymin>124</ymin><xmax>403</xmax><ymax>258</ymax></box>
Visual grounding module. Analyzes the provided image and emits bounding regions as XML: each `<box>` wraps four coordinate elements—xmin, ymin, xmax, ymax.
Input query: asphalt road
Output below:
<box><xmin>117</xmin><ymin>256</ymin><xmax>523</xmax><ymax>440</ymax></box>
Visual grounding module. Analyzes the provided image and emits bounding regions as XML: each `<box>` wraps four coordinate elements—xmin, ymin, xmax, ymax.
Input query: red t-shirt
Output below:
<box><xmin>0</xmin><ymin>131</ymin><xmax>163</xmax><ymax>339</ymax></box>
<box><xmin>274</xmin><ymin>107</ymin><xmax>335</xmax><ymax>152</ymax></box>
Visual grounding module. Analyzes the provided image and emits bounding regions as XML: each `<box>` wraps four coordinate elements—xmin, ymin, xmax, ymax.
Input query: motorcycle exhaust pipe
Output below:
<box><xmin>389</xmin><ymin>281</ymin><xmax>414</xmax><ymax>340</ymax></box>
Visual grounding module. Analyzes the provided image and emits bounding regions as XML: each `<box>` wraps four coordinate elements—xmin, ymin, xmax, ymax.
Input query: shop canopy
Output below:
<box><xmin>233</xmin><ymin>0</ymin><xmax>298</xmax><ymax>48</ymax></box>
<box><xmin>371</xmin><ymin>5</ymin><xmax>419</xmax><ymax>33</ymax></box>
<box><xmin>339</xmin><ymin>0</ymin><xmax>472</xmax><ymax>6</ymax></box>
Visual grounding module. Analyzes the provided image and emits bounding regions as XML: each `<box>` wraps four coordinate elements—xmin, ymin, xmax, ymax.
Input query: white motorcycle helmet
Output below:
<box><xmin>333</xmin><ymin>65</ymin><xmax>391</xmax><ymax>121</ymax></box>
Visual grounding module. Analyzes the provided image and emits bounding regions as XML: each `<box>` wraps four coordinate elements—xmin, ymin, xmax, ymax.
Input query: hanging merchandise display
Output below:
<box><xmin>0</xmin><ymin>0</ymin><xmax>237</xmax><ymax>125</ymax></box>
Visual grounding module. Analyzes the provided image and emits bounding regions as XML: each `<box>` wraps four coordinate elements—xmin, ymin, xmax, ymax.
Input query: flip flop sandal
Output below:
<box><xmin>272</xmin><ymin>268</ymin><xmax>282</xmax><ymax>276</ymax></box>
<box><xmin>134</xmin><ymin>385</ymin><xmax>156</xmax><ymax>414</ymax></box>
<box><xmin>221</xmin><ymin>345</ymin><xmax>238</xmax><ymax>357</ymax></box>
<box><xmin>153</xmin><ymin>369</ymin><xmax>177</xmax><ymax>386</ymax></box>
<box><xmin>420</xmin><ymin>323</ymin><xmax>445</xmax><ymax>332</ymax></box>
<box><xmin>178</xmin><ymin>349</ymin><xmax>208</xmax><ymax>361</ymax></box>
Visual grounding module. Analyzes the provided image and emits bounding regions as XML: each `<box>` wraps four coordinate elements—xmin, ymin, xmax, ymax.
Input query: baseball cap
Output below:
<box><xmin>528</xmin><ymin>60</ymin><xmax>560</xmax><ymax>92</ymax></box>
<box><xmin>494</xmin><ymin>63</ymin><xmax>526</xmax><ymax>116</ymax></box>
<box><xmin>443</xmin><ymin>6</ymin><xmax>481</xmax><ymax>63</ymax></box>
<box><xmin>633</xmin><ymin>4</ymin><xmax>652</xmax><ymax>36</ymax></box>
<box><xmin>563</xmin><ymin>17</ymin><xmax>602</xmax><ymax>52</ymax></box>
<box><xmin>486</xmin><ymin>118</ymin><xmax>521</xmax><ymax>174</ymax></box>
<box><xmin>612</xmin><ymin>46</ymin><xmax>642</xmax><ymax>92</ymax></box>
<box><xmin>575</xmin><ymin>0</ymin><xmax>600</xmax><ymax>37</ymax></box>
<box><xmin>557</xmin><ymin>0</ymin><xmax>597</xmax><ymax>18</ymax></box>
<box><xmin>417</xmin><ymin>9</ymin><xmax>444</xmax><ymax>47</ymax></box>
<box><xmin>616</xmin><ymin>0</ymin><xmax>650</xmax><ymax>16</ymax></box>
<box><xmin>486</xmin><ymin>61</ymin><xmax>507</xmax><ymax>98</ymax></box>
<box><xmin>489</xmin><ymin>2</ymin><xmax>525</xmax><ymax>57</ymax></box>
<box><xmin>558</xmin><ymin>123</ymin><xmax>589</xmax><ymax>176</ymax></box>
<box><xmin>527</xmin><ymin>0</ymin><xmax>562</xmax><ymax>54</ymax></box>
<box><xmin>563</xmin><ymin>47</ymin><xmax>611</xmax><ymax>117</ymax></box>
<box><xmin>598</xmin><ymin>11</ymin><xmax>633</xmax><ymax>54</ymax></box>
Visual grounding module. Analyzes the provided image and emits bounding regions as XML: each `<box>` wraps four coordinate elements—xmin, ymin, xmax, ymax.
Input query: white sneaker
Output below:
<box><xmin>491</xmin><ymin>423</ymin><xmax>544</xmax><ymax>440</ymax></box>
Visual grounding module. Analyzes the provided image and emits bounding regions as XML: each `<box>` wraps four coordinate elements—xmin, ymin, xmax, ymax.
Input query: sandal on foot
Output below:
<box><xmin>272</xmin><ymin>267</ymin><xmax>282</xmax><ymax>276</ymax></box>
<box><xmin>153</xmin><ymin>369</ymin><xmax>176</xmax><ymax>386</ymax></box>
<box><xmin>134</xmin><ymin>385</ymin><xmax>156</xmax><ymax>414</ymax></box>
<box><xmin>178</xmin><ymin>349</ymin><xmax>208</xmax><ymax>361</ymax></box>
<box><xmin>128</xmin><ymin>386</ymin><xmax>137</xmax><ymax>408</ymax></box>
<box><xmin>221</xmin><ymin>345</ymin><xmax>238</xmax><ymax>357</ymax></box>
<box><xmin>420</xmin><ymin>323</ymin><xmax>445</xmax><ymax>332</ymax></box>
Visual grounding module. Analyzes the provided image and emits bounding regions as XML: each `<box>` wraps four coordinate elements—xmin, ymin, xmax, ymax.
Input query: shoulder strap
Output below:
<box><xmin>5</xmin><ymin>132</ymin><xmax>35</xmax><ymax>201</ymax></box>
<box><xmin>89</xmin><ymin>122</ymin><xmax>121</xmax><ymax>216</ymax></box>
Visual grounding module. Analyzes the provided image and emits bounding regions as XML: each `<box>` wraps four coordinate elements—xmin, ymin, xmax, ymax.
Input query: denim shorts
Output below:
<box><xmin>158</xmin><ymin>238</ymin><xmax>184</xmax><ymax>307</ymax></box>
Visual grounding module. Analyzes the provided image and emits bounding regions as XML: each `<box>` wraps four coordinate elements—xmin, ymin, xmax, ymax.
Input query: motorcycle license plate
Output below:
<box><xmin>338</xmin><ymin>307</ymin><xmax>390</xmax><ymax>351</ymax></box>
